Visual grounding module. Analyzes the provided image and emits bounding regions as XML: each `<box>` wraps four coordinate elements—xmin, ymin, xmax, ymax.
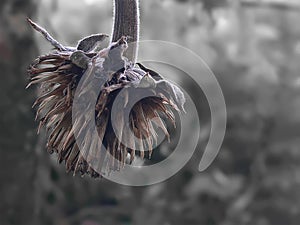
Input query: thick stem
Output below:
<box><xmin>112</xmin><ymin>0</ymin><xmax>139</xmax><ymax>63</ymax></box>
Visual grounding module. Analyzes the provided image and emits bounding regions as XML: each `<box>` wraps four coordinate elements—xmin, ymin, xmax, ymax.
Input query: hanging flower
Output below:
<box><xmin>27</xmin><ymin>19</ymin><xmax>185</xmax><ymax>178</ymax></box>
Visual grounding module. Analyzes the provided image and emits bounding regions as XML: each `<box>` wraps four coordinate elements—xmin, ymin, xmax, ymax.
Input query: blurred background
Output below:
<box><xmin>1</xmin><ymin>0</ymin><xmax>300</xmax><ymax>224</ymax></box>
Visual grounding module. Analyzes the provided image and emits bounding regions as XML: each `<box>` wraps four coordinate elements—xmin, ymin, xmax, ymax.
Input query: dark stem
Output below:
<box><xmin>112</xmin><ymin>0</ymin><xmax>139</xmax><ymax>63</ymax></box>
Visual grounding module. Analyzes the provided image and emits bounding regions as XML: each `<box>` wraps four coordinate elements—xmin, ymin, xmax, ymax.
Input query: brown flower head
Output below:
<box><xmin>27</xmin><ymin>19</ymin><xmax>185</xmax><ymax>178</ymax></box>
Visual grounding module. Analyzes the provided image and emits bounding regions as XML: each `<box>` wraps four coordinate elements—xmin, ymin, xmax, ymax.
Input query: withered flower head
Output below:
<box><xmin>27</xmin><ymin>19</ymin><xmax>185</xmax><ymax>178</ymax></box>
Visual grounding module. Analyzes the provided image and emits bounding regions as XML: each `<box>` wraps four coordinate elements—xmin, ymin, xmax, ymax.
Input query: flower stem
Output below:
<box><xmin>112</xmin><ymin>0</ymin><xmax>139</xmax><ymax>63</ymax></box>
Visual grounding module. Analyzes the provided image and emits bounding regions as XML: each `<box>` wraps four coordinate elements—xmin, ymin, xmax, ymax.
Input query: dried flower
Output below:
<box><xmin>27</xmin><ymin>19</ymin><xmax>185</xmax><ymax>178</ymax></box>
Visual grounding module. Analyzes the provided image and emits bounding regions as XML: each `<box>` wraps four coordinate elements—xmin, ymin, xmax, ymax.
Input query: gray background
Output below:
<box><xmin>1</xmin><ymin>0</ymin><xmax>300</xmax><ymax>224</ymax></box>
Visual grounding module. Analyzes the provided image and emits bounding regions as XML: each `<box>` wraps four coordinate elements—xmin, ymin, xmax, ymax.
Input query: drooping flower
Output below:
<box><xmin>27</xmin><ymin>19</ymin><xmax>185</xmax><ymax>178</ymax></box>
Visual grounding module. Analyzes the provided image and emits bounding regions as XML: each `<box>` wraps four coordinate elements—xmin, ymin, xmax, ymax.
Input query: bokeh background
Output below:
<box><xmin>1</xmin><ymin>0</ymin><xmax>300</xmax><ymax>224</ymax></box>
